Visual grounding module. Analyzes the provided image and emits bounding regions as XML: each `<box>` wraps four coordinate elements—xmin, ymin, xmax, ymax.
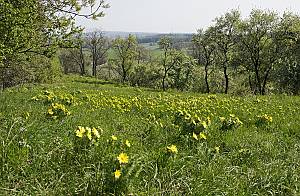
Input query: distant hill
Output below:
<box><xmin>101</xmin><ymin>31</ymin><xmax>193</xmax><ymax>44</ymax></box>
<box><xmin>102</xmin><ymin>31</ymin><xmax>160</xmax><ymax>39</ymax></box>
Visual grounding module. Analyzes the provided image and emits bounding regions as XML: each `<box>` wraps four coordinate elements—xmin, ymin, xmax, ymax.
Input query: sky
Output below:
<box><xmin>76</xmin><ymin>0</ymin><xmax>300</xmax><ymax>33</ymax></box>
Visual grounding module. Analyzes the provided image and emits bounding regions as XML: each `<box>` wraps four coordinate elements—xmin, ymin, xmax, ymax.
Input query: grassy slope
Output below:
<box><xmin>1</xmin><ymin>76</ymin><xmax>300</xmax><ymax>195</ymax></box>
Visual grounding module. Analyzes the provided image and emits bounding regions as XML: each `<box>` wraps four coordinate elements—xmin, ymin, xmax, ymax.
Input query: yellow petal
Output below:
<box><xmin>92</xmin><ymin>127</ymin><xmax>100</xmax><ymax>138</ymax></box>
<box><xmin>125</xmin><ymin>140</ymin><xmax>131</xmax><ymax>147</ymax></box>
<box><xmin>117</xmin><ymin>153</ymin><xmax>129</xmax><ymax>164</ymax></box>
<box><xmin>199</xmin><ymin>132</ymin><xmax>207</xmax><ymax>140</ymax></box>
<box><xmin>111</xmin><ymin>135</ymin><xmax>118</xmax><ymax>141</ymax></box>
<box><xmin>114</xmin><ymin>170</ymin><xmax>121</xmax><ymax>179</ymax></box>
<box><xmin>193</xmin><ymin>132</ymin><xmax>198</xmax><ymax>140</ymax></box>
<box><xmin>167</xmin><ymin>145</ymin><xmax>178</xmax><ymax>154</ymax></box>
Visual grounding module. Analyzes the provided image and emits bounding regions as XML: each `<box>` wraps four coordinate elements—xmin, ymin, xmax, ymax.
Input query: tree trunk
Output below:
<box><xmin>79</xmin><ymin>45</ymin><xmax>85</xmax><ymax>75</ymax></box>
<box><xmin>262</xmin><ymin>66</ymin><xmax>272</xmax><ymax>95</ymax></box>
<box><xmin>223</xmin><ymin>65</ymin><xmax>229</xmax><ymax>94</ymax></box>
<box><xmin>205</xmin><ymin>63</ymin><xmax>210</xmax><ymax>93</ymax></box>
<box><xmin>92</xmin><ymin>62</ymin><xmax>96</xmax><ymax>77</ymax></box>
<box><xmin>254</xmin><ymin>59</ymin><xmax>262</xmax><ymax>95</ymax></box>
<box><xmin>120</xmin><ymin>56</ymin><xmax>127</xmax><ymax>83</ymax></box>
<box><xmin>162</xmin><ymin>68</ymin><xmax>167</xmax><ymax>91</ymax></box>
<box><xmin>122</xmin><ymin>70</ymin><xmax>126</xmax><ymax>83</ymax></box>
<box><xmin>248</xmin><ymin>74</ymin><xmax>253</xmax><ymax>93</ymax></box>
<box><xmin>92</xmin><ymin>55</ymin><xmax>97</xmax><ymax>78</ymax></box>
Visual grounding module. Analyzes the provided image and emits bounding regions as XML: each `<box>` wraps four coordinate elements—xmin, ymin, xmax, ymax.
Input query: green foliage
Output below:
<box><xmin>180</xmin><ymin>9</ymin><xmax>300</xmax><ymax>95</ymax></box>
<box><xmin>168</xmin><ymin>51</ymin><xmax>195</xmax><ymax>91</ymax></box>
<box><xmin>174</xmin><ymin>109</ymin><xmax>210</xmax><ymax>136</ymax></box>
<box><xmin>111</xmin><ymin>35</ymin><xmax>139</xmax><ymax>83</ymax></box>
<box><xmin>237</xmin><ymin>10</ymin><xmax>279</xmax><ymax>95</ymax></box>
<box><xmin>128</xmin><ymin>62</ymin><xmax>161</xmax><ymax>88</ymax></box>
<box><xmin>0</xmin><ymin>0</ymin><xmax>108</xmax><ymax>88</ymax></box>
<box><xmin>219</xmin><ymin>114</ymin><xmax>243</xmax><ymax>131</ymax></box>
<box><xmin>255</xmin><ymin>114</ymin><xmax>273</xmax><ymax>127</ymax></box>
<box><xmin>1</xmin><ymin>76</ymin><xmax>300</xmax><ymax>194</ymax></box>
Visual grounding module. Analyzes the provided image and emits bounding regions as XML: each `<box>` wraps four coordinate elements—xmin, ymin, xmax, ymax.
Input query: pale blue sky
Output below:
<box><xmin>76</xmin><ymin>0</ymin><xmax>300</xmax><ymax>33</ymax></box>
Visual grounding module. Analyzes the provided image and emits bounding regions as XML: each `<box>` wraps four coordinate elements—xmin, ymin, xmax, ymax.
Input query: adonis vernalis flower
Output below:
<box><xmin>117</xmin><ymin>153</ymin><xmax>129</xmax><ymax>164</ymax></box>
<box><xmin>167</xmin><ymin>145</ymin><xmax>178</xmax><ymax>154</ymax></box>
<box><xmin>114</xmin><ymin>169</ymin><xmax>121</xmax><ymax>179</ymax></box>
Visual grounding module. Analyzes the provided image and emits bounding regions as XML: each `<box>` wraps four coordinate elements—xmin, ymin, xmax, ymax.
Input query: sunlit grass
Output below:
<box><xmin>0</xmin><ymin>75</ymin><xmax>299</xmax><ymax>195</ymax></box>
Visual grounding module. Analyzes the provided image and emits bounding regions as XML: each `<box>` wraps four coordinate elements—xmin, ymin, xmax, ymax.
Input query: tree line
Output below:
<box><xmin>61</xmin><ymin>9</ymin><xmax>300</xmax><ymax>95</ymax></box>
<box><xmin>1</xmin><ymin>2</ymin><xmax>300</xmax><ymax>95</ymax></box>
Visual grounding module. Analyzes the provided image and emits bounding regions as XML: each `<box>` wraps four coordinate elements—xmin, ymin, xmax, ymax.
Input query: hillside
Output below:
<box><xmin>1</xmin><ymin>76</ymin><xmax>300</xmax><ymax>195</ymax></box>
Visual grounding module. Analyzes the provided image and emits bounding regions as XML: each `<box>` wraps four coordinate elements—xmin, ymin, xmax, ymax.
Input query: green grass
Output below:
<box><xmin>1</xmin><ymin>75</ymin><xmax>300</xmax><ymax>195</ymax></box>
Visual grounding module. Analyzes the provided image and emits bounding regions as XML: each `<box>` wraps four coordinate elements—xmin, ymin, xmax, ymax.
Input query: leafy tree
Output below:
<box><xmin>274</xmin><ymin>12</ymin><xmax>300</xmax><ymax>94</ymax></box>
<box><xmin>112</xmin><ymin>35</ymin><xmax>138</xmax><ymax>83</ymax></box>
<box><xmin>0</xmin><ymin>0</ymin><xmax>108</xmax><ymax>88</ymax></box>
<box><xmin>237</xmin><ymin>10</ymin><xmax>279</xmax><ymax>95</ymax></box>
<box><xmin>158</xmin><ymin>37</ymin><xmax>173</xmax><ymax>91</ymax></box>
<box><xmin>169</xmin><ymin>52</ymin><xmax>195</xmax><ymax>91</ymax></box>
<box><xmin>158</xmin><ymin>37</ymin><xmax>194</xmax><ymax>91</ymax></box>
<box><xmin>129</xmin><ymin>61</ymin><xmax>161</xmax><ymax>88</ymax></box>
<box><xmin>210</xmin><ymin>10</ymin><xmax>241</xmax><ymax>94</ymax></box>
<box><xmin>192</xmin><ymin>29</ymin><xmax>216</xmax><ymax>93</ymax></box>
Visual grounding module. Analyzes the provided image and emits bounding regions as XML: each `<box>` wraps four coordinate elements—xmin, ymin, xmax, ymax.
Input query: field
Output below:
<box><xmin>1</xmin><ymin>75</ymin><xmax>300</xmax><ymax>195</ymax></box>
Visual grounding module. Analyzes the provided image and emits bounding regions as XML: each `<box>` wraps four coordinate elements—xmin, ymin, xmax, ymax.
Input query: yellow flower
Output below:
<box><xmin>214</xmin><ymin>146</ymin><xmax>220</xmax><ymax>154</ymax></box>
<box><xmin>199</xmin><ymin>132</ymin><xmax>207</xmax><ymax>140</ymax></box>
<box><xmin>184</xmin><ymin>113</ymin><xmax>191</xmax><ymax>120</ymax></box>
<box><xmin>192</xmin><ymin>132</ymin><xmax>198</xmax><ymax>140</ymax></box>
<box><xmin>114</xmin><ymin>169</ymin><xmax>121</xmax><ymax>179</ymax></box>
<box><xmin>92</xmin><ymin>127</ymin><xmax>100</xmax><ymax>138</ymax></box>
<box><xmin>192</xmin><ymin>120</ymin><xmax>197</xmax><ymax>126</ymax></box>
<box><xmin>125</xmin><ymin>140</ymin><xmax>131</xmax><ymax>147</ymax></box>
<box><xmin>207</xmin><ymin>117</ymin><xmax>211</xmax><ymax>125</ymax></box>
<box><xmin>24</xmin><ymin>112</ymin><xmax>30</xmax><ymax>119</ymax></box>
<box><xmin>86</xmin><ymin>127</ymin><xmax>92</xmax><ymax>140</ymax></box>
<box><xmin>48</xmin><ymin>108</ymin><xmax>54</xmax><ymax>115</ymax></box>
<box><xmin>117</xmin><ymin>153</ymin><xmax>129</xmax><ymax>164</ymax></box>
<box><xmin>76</xmin><ymin>126</ymin><xmax>85</xmax><ymax>138</ymax></box>
<box><xmin>220</xmin><ymin>117</ymin><xmax>225</xmax><ymax>122</ymax></box>
<box><xmin>201</xmin><ymin>121</ymin><xmax>208</xmax><ymax>129</ymax></box>
<box><xmin>167</xmin><ymin>145</ymin><xmax>178</xmax><ymax>154</ymax></box>
<box><xmin>268</xmin><ymin>116</ymin><xmax>273</xmax><ymax>122</ymax></box>
<box><xmin>111</xmin><ymin>135</ymin><xmax>118</xmax><ymax>141</ymax></box>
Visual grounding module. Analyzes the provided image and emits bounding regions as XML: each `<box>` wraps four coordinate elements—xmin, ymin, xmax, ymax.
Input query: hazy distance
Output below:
<box><xmin>76</xmin><ymin>0</ymin><xmax>300</xmax><ymax>33</ymax></box>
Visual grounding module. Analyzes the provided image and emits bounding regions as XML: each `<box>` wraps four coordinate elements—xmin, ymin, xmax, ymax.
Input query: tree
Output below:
<box><xmin>136</xmin><ymin>45</ymin><xmax>150</xmax><ymax>65</ymax></box>
<box><xmin>0</xmin><ymin>0</ymin><xmax>109</xmax><ymax>88</ymax></box>
<box><xmin>169</xmin><ymin>52</ymin><xmax>195</xmax><ymax>91</ymax></box>
<box><xmin>87</xmin><ymin>31</ymin><xmax>110</xmax><ymax>77</ymax></box>
<box><xmin>237</xmin><ymin>9</ymin><xmax>279</xmax><ymax>95</ymax></box>
<box><xmin>60</xmin><ymin>34</ymin><xmax>86</xmax><ymax>75</ymax></box>
<box><xmin>159</xmin><ymin>36</ymin><xmax>173</xmax><ymax>91</ymax></box>
<box><xmin>112</xmin><ymin>35</ymin><xmax>138</xmax><ymax>83</ymax></box>
<box><xmin>273</xmin><ymin>12</ymin><xmax>300</xmax><ymax>94</ymax></box>
<box><xmin>158</xmin><ymin>36</ymin><xmax>194</xmax><ymax>91</ymax></box>
<box><xmin>192</xmin><ymin>29</ymin><xmax>216</xmax><ymax>93</ymax></box>
<box><xmin>210</xmin><ymin>10</ymin><xmax>241</xmax><ymax>94</ymax></box>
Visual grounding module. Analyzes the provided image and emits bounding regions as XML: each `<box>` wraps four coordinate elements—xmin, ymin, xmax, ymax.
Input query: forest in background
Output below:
<box><xmin>1</xmin><ymin>0</ymin><xmax>300</xmax><ymax>95</ymax></box>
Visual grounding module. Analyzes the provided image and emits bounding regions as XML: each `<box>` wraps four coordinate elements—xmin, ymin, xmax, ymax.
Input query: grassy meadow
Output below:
<box><xmin>1</xmin><ymin>75</ymin><xmax>300</xmax><ymax>195</ymax></box>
